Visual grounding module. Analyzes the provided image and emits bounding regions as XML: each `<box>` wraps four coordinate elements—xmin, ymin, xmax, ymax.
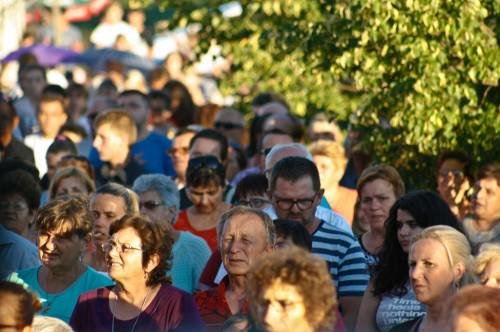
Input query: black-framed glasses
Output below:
<box><xmin>238</xmin><ymin>197</ymin><xmax>271</xmax><ymax>209</ymax></box>
<box><xmin>273</xmin><ymin>193</ymin><xmax>318</xmax><ymax>211</ymax></box>
<box><xmin>101</xmin><ymin>240</ymin><xmax>142</xmax><ymax>254</ymax></box>
<box><xmin>139</xmin><ymin>201</ymin><xmax>164</xmax><ymax>210</ymax></box>
<box><xmin>187</xmin><ymin>155</ymin><xmax>224</xmax><ymax>173</ymax></box>
<box><xmin>214</xmin><ymin>121</ymin><xmax>243</xmax><ymax>130</ymax></box>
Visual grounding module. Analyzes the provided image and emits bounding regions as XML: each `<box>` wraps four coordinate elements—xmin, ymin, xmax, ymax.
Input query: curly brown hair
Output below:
<box><xmin>247</xmin><ymin>247</ymin><xmax>337</xmax><ymax>332</ymax></box>
<box><xmin>109</xmin><ymin>215</ymin><xmax>174</xmax><ymax>286</ymax></box>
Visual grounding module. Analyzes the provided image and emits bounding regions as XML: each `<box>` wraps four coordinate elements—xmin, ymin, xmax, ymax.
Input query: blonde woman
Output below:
<box><xmin>474</xmin><ymin>243</ymin><xmax>500</xmax><ymax>288</ymax></box>
<box><xmin>391</xmin><ymin>225</ymin><xmax>472</xmax><ymax>332</ymax></box>
<box><xmin>49</xmin><ymin>167</ymin><xmax>96</xmax><ymax>200</ymax></box>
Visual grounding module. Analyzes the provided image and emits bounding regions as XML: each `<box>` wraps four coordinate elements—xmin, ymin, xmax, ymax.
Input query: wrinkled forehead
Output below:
<box><xmin>223</xmin><ymin>214</ymin><xmax>267</xmax><ymax>238</ymax></box>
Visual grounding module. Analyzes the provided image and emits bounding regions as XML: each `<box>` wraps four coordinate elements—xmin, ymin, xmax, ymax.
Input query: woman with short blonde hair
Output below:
<box><xmin>474</xmin><ymin>243</ymin><xmax>500</xmax><ymax>288</ymax></box>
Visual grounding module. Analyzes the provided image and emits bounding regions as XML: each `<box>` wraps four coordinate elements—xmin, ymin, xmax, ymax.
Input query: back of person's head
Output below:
<box><xmin>265</xmin><ymin>142</ymin><xmax>313</xmax><ymax>171</ymax></box>
<box><xmin>476</xmin><ymin>162</ymin><xmax>500</xmax><ymax>184</ymax></box>
<box><xmin>273</xmin><ymin>218</ymin><xmax>312</xmax><ymax>251</ymax></box>
<box><xmin>132</xmin><ymin>174</ymin><xmax>180</xmax><ymax>212</ymax></box>
<box><xmin>58</xmin><ymin>122</ymin><xmax>88</xmax><ymax>141</ymax></box>
<box><xmin>448</xmin><ymin>285</ymin><xmax>500</xmax><ymax>332</ymax></box>
<box><xmin>189</xmin><ymin>128</ymin><xmax>229</xmax><ymax>162</ymax></box>
<box><xmin>0</xmin><ymin>281</ymin><xmax>41</xmax><ymax>330</ymax></box>
<box><xmin>95</xmin><ymin>182</ymin><xmax>140</xmax><ymax>215</ymax></box>
<box><xmin>46</xmin><ymin>136</ymin><xmax>78</xmax><ymax>156</ymax></box>
<box><xmin>251</xmin><ymin>92</ymin><xmax>289</xmax><ymax>111</ymax></box>
<box><xmin>270</xmin><ymin>156</ymin><xmax>321</xmax><ymax>192</ymax></box>
<box><xmin>357</xmin><ymin>164</ymin><xmax>405</xmax><ymax>199</ymax></box>
<box><xmin>32</xmin><ymin>316</ymin><xmax>73</xmax><ymax>332</ymax></box>
<box><xmin>235</xmin><ymin>174</ymin><xmax>268</xmax><ymax>201</ymax></box>
<box><xmin>94</xmin><ymin>109</ymin><xmax>138</xmax><ymax>145</ymax></box>
<box><xmin>0</xmin><ymin>99</ymin><xmax>17</xmax><ymax>137</ymax></box>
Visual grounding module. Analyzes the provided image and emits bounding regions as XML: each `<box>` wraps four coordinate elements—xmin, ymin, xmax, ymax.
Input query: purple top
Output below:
<box><xmin>70</xmin><ymin>284</ymin><xmax>205</xmax><ymax>332</ymax></box>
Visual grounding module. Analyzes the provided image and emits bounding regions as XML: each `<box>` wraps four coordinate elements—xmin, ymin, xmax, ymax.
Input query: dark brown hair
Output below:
<box><xmin>0</xmin><ymin>281</ymin><xmax>41</xmax><ymax>329</ymax></box>
<box><xmin>109</xmin><ymin>215</ymin><xmax>173</xmax><ymax>286</ymax></box>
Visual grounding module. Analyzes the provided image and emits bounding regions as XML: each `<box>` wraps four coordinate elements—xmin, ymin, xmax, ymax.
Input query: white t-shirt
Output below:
<box><xmin>24</xmin><ymin>133</ymin><xmax>53</xmax><ymax>177</ymax></box>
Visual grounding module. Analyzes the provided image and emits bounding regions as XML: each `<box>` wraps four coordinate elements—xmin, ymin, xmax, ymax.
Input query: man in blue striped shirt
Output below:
<box><xmin>268</xmin><ymin>156</ymin><xmax>369</xmax><ymax>331</ymax></box>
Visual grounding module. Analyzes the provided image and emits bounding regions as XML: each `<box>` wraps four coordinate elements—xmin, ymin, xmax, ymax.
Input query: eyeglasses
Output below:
<box><xmin>238</xmin><ymin>197</ymin><xmax>271</xmax><ymax>209</ymax></box>
<box><xmin>273</xmin><ymin>194</ymin><xmax>318</xmax><ymax>211</ymax></box>
<box><xmin>214</xmin><ymin>121</ymin><xmax>243</xmax><ymax>130</ymax></box>
<box><xmin>139</xmin><ymin>201</ymin><xmax>164</xmax><ymax>210</ymax></box>
<box><xmin>438</xmin><ymin>170</ymin><xmax>465</xmax><ymax>179</ymax></box>
<box><xmin>169</xmin><ymin>146</ymin><xmax>189</xmax><ymax>156</ymax></box>
<box><xmin>101</xmin><ymin>240</ymin><xmax>142</xmax><ymax>254</ymax></box>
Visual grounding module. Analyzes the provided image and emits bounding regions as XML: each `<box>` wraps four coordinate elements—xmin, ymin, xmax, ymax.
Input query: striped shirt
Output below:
<box><xmin>312</xmin><ymin>220</ymin><xmax>370</xmax><ymax>297</ymax></box>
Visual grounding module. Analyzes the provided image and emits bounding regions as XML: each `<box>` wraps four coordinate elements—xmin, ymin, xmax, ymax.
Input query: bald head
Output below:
<box><xmin>265</xmin><ymin>143</ymin><xmax>312</xmax><ymax>173</ymax></box>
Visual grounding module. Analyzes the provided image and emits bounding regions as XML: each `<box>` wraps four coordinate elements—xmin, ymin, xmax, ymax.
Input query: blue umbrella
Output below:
<box><xmin>1</xmin><ymin>44</ymin><xmax>79</xmax><ymax>67</ymax></box>
<box><xmin>62</xmin><ymin>47</ymin><xmax>159</xmax><ymax>73</ymax></box>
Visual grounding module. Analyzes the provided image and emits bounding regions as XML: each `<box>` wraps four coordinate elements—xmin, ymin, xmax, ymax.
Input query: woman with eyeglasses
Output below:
<box><xmin>355</xmin><ymin>190</ymin><xmax>463</xmax><ymax>332</ymax></box>
<box><xmin>88</xmin><ymin>183</ymin><xmax>139</xmax><ymax>271</ymax></box>
<box><xmin>234</xmin><ymin>173</ymin><xmax>272</xmax><ymax>210</ymax></box>
<box><xmin>6</xmin><ymin>196</ymin><xmax>113</xmax><ymax>323</ymax></box>
<box><xmin>70</xmin><ymin>215</ymin><xmax>204</xmax><ymax>331</ymax></box>
<box><xmin>357</xmin><ymin>164</ymin><xmax>405</xmax><ymax>267</ymax></box>
<box><xmin>174</xmin><ymin>155</ymin><xmax>231</xmax><ymax>252</ymax></box>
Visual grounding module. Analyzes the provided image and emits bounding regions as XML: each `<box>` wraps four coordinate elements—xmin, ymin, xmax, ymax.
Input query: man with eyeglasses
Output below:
<box><xmin>132</xmin><ymin>174</ymin><xmax>211</xmax><ymax>293</ymax></box>
<box><xmin>268</xmin><ymin>156</ymin><xmax>369</xmax><ymax>331</ymax></box>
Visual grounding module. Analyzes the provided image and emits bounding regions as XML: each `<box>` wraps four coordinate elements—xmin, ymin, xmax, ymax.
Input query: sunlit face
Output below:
<box><xmin>271</xmin><ymin>177</ymin><xmax>322</xmax><ymax>228</ymax></box>
<box><xmin>55</xmin><ymin>176</ymin><xmax>89</xmax><ymax>198</ymax></box>
<box><xmin>396</xmin><ymin>209</ymin><xmax>423</xmax><ymax>253</ymax></box>
<box><xmin>89</xmin><ymin>194</ymin><xmax>127</xmax><ymax>247</ymax></box>
<box><xmin>472</xmin><ymin>178</ymin><xmax>500</xmax><ymax>223</ymax></box>
<box><xmin>0</xmin><ymin>193</ymin><xmax>34</xmax><ymax>236</ymax></box>
<box><xmin>437</xmin><ymin>159</ymin><xmax>468</xmax><ymax>203</ymax></box>
<box><xmin>409</xmin><ymin>239</ymin><xmax>457</xmax><ymax>305</ymax></box>
<box><xmin>138</xmin><ymin>190</ymin><xmax>175</xmax><ymax>225</ymax></box>
<box><xmin>171</xmin><ymin>132</ymin><xmax>195</xmax><ymax>179</ymax></box>
<box><xmin>38</xmin><ymin>229</ymin><xmax>86</xmax><ymax>271</ymax></box>
<box><xmin>38</xmin><ymin>100</ymin><xmax>68</xmax><ymax>138</ymax></box>
<box><xmin>480</xmin><ymin>259</ymin><xmax>500</xmax><ymax>289</ymax></box>
<box><xmin>189</xmin><ymin>137</ymin><xmax>223</xmax><ymax>161</ymax></box>
<box><xmin>221</xmin><ymin>213</ymin><xmax>272</xmax><ymax>276</ymax></box>
<box><xmin>93</xmin><ymin>124</ymin><xmax>128</xmax><ymax>163</ymax></box>
<box><xmin>360</xmin><ymin>179</ymin><xmax>397</xmax><ymax>232</ymax></box>
<box><xmin>187</xmin><ymin>183</ymin><xmax>224</xmax><ymax>214</ymax></box>
<box><xmin>255</xmin><ymin>279</ymin><xmax>312</xmax><ymax>332</ymax></box>
<box><xmin>106</xmin><ymin>227</ymin><xmax>147</xmax><ymax>283</ymax></box>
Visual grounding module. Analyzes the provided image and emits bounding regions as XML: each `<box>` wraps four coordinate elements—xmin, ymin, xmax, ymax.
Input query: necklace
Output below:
<box><xmin>111</xmin><ymin>286</ymin><xmax>153</xmax><ymax>332</ymax></box>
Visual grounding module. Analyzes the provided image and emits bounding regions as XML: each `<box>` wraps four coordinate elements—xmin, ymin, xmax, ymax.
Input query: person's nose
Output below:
<box><xmin>410</xmin><ymin>263</ymin><xmax>422</xmax><ymax>282</ymax></box>
<box><xmin>290</xmin><ymin>201</ymin><xmax>301</xmax><ymax>214</ymax></box>
<box><xmin>200</xmin><ymin>194</ymin><xmax>209</xmax><ymax>205</ymax></box>
<box><xmin>263</xmin><ymin>302</ymin><xmax>280</xmax><ymax>328</ymax></box>
<box><xmin>399</xmin><ymin>224</ymin><xmax>410</xmax><ymax>236</ymax></box>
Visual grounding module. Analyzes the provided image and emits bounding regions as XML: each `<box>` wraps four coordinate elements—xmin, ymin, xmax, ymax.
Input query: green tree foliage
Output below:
<box><xmin>155</xmin><ymin>0</ymin><xmax>499</xmax><ymax>187</ymax></box>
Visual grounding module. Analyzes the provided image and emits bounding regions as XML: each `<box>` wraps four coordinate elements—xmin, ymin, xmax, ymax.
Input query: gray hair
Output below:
<box><xmin>217</xmin><ymin>206</ymin><xmax>276</xmax><ymax>249</ymax></box>
<box><xmin>132</xmin><ymin>174</ymin><xmax>180</xmax><ymax>212</ymax></box>
<box><xmin>32</xmin><ymin>316</ymin><xmax>72</xmax><ymax>332</ymax></box>
<box><xmin>265</xmin><ymin>142</ymin><xmax>313</xmax><ymax>171</ymax></box>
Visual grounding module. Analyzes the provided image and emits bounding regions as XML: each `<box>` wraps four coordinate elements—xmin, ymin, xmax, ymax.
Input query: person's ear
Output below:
<box><xmin>453</xmin><ymin>262</ymin><xmax>465</xmax><ymax>282</ymax></box>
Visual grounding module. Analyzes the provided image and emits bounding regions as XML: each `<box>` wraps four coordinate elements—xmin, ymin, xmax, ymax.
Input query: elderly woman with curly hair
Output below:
<box><xmin>247</xmin><ymin>247</ymin><xmax>338</xmax><ymax>332</ymax></box>
<box><xmin>70</xmin><ymin>215</ymin><xmax>204</xmax><ymax>331</ymax></box>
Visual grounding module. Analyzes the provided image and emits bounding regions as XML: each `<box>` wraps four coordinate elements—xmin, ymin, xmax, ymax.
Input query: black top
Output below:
<box><xmin>0</xmin><ymin>137</ymin><xmax>35</xmax><ymax>165</ymax></box>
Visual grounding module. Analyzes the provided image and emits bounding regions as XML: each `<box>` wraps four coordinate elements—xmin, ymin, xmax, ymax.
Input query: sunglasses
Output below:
<box><xmin>187</xmin><ymin>155</ymin><xmax>224</xmax><ymax>173</ymax></box>
<box><xmin>214</xmin><ymin>121</ymin><xmax>243</xmax><ymax>130</ymax></box>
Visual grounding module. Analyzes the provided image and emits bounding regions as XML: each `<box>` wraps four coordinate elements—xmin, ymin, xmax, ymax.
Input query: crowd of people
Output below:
<box><xmin>0</xmin><ymin>1</ymin><xmax>499</xmax><ymax>332</ymax></box>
